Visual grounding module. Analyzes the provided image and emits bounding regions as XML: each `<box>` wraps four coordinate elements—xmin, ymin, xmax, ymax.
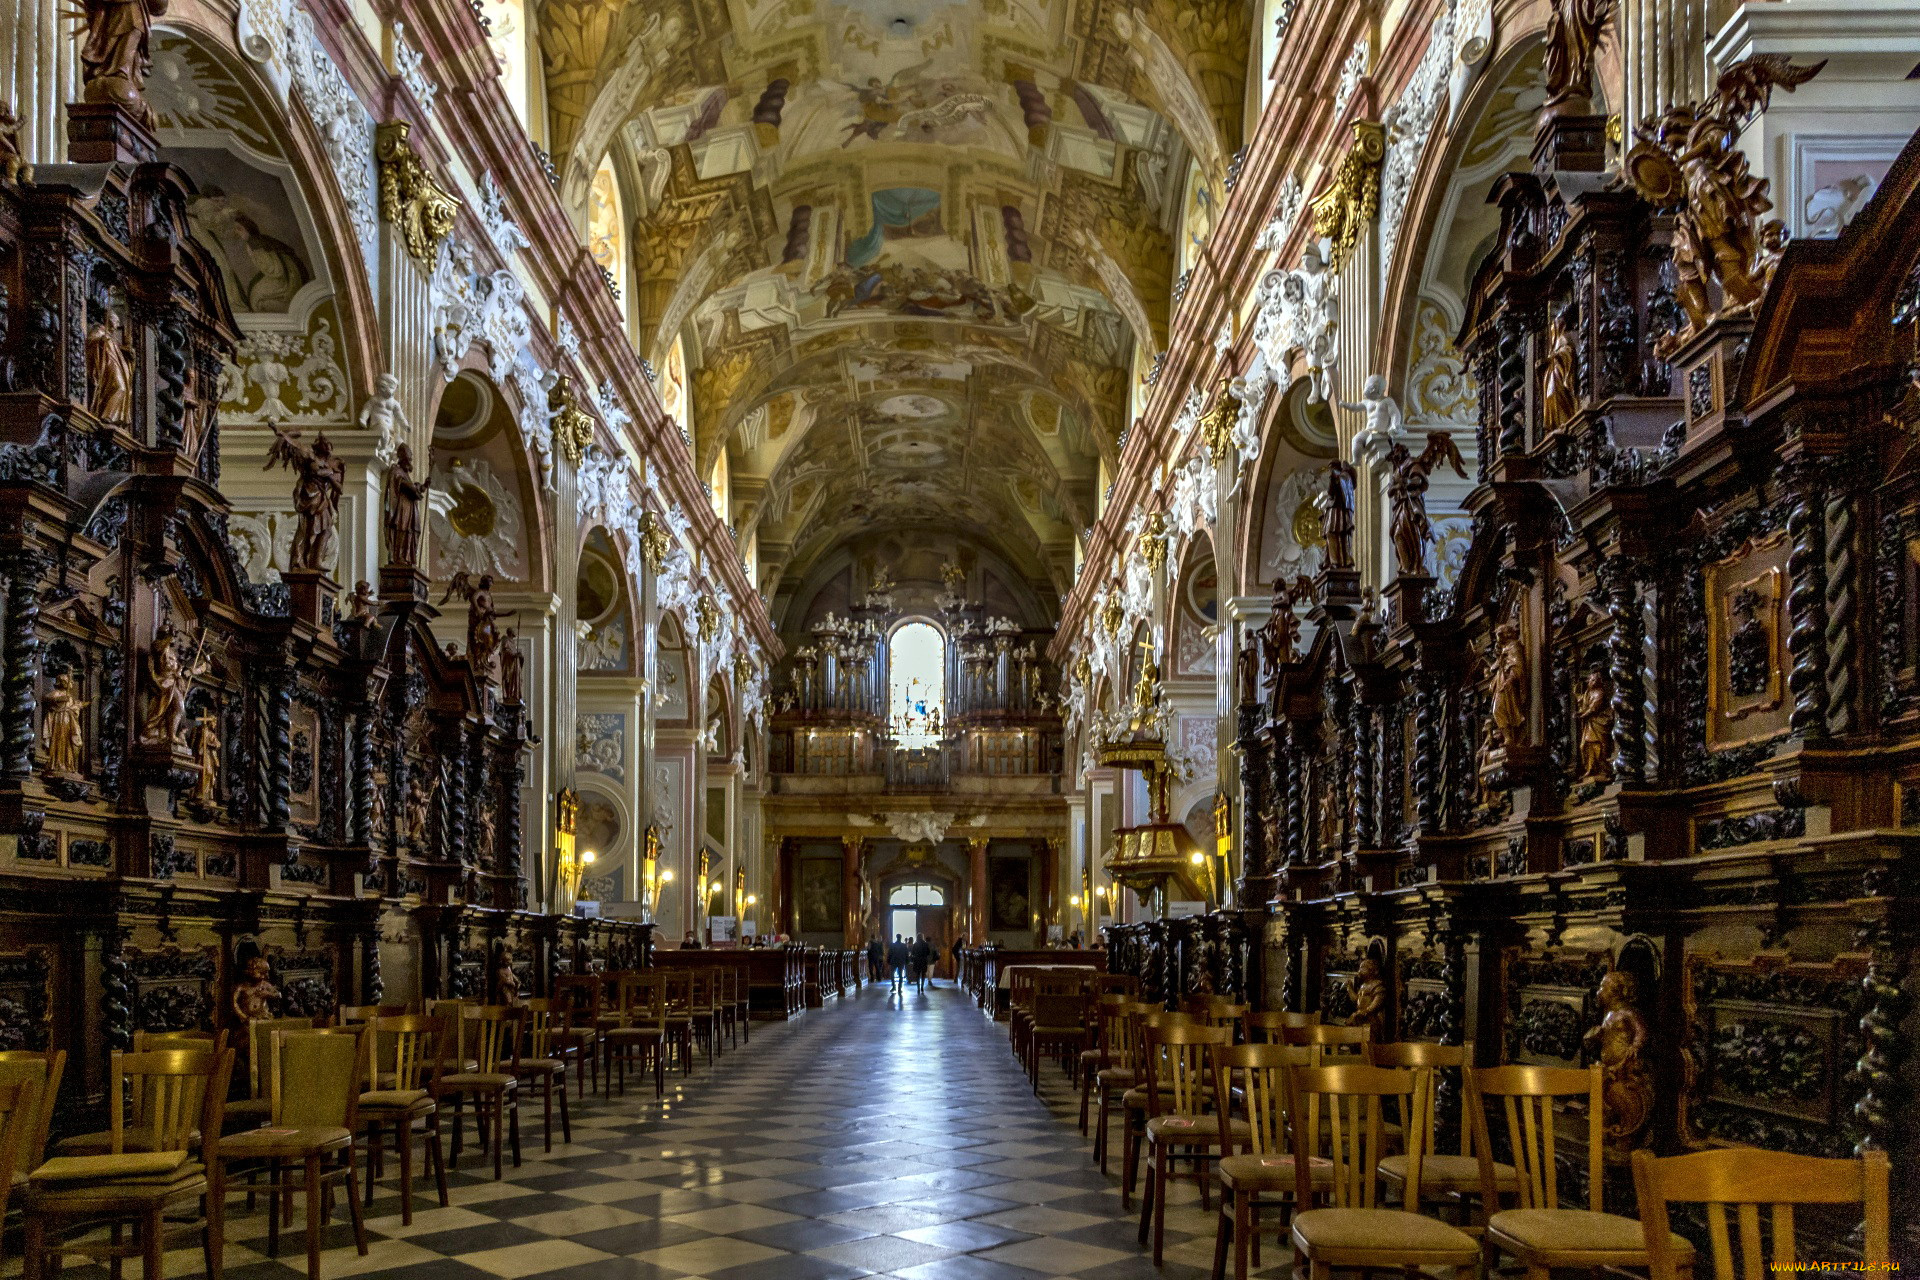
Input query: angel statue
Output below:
<box><xmin>265</xmin><ymin>425</ymin><xmax>346</xmax><ymax>572</ymax></box>
<box><xmin>1384</xmin><ymin>431</ymin><xmax>1468</xmax><ymax>578</ymax></box>
<box><xmin>139</xmin><ymin>619</ymin><xmax>209</xmax><ymax>749</ymax></box>
<box><xmin>1339</xmin><ymin>374</ymin><xmax>1404</xmax><ymax>454</ymax></box>
<box><xmin>1624</xmin><ymin>55</ymin><xmax>1822</xmax><ymax>345</ymax></box>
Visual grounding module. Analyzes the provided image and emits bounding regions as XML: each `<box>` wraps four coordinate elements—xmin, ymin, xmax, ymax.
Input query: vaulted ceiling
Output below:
<box><xmin>536</xmin><ymin>0</ymin><xmax>1253</xmax><ymax>618</ymax></box>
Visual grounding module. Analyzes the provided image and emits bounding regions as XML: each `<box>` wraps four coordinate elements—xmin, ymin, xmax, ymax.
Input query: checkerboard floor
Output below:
<box><xmin>31</xmin><ymin>984</ymin><xmax>1286</xmax><ymax>1280</ymax></box>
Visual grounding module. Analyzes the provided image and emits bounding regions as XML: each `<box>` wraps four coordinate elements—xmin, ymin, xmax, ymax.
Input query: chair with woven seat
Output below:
<box><xmin>1368</xmin><ymin>1040</ymin><xmax>1512</xmax><ymax>1217</ymax></box>
<box><xmin>1135</xmin><ymin>1022</ymin><xmax>1239</xmax><ymax>1263</ymax></box>
<box><xmin>1469</xmin><ymin>1062</ymin><xmax>1695</xmax><ymax>1280</ymax></box>
<box><xmin>215</xmin><ymin>1028</ymin><xmax>369</xmax><ymax>1280</ymax></box>
<box><xmin>1208</xmin><ymin>1042</ymin><xmax>1321</xmax><ymax>1280</ymax></box>
<box><xmin>1027</xmin><ymin>976</ymin><xmax>1090</xmax><ymax>1094</ymax></box>
<box><xmin>24</xmin><ymin>1047</ymin><xmax>234</xmax><ymax>1280</ymax></box>
<box><xmin>1632</xmin><ymin>1146</ymin><xmax>1887</xmax><ymax>1280</ymax></box>
<box><xmin>432</xmin><ymin>1005</ymin><xmax>524</xmax><ymax>1180</ymax></box>
<box><xmin>517</xmin><ymin>999</ymin><xmax>575</xmax><ymax>1151</ymax></box>
<box><xmin>1286</xmin><ymin>1063</ymin><xmax>1479</xmax><ymax>1280</ymax></box>
<box><xmin>603</xmin><ymin>973</ymin><xmax>667</xmax><ymax>1098</ymax></box>
<box><xmin>551</xmin><ymin>974</ymin><xmax>604</xmax><ymax>1097</ymax></box>
<box><xmin>357</xmin><ymin>1014</ymin><xmax>449</xmax><ymax>1224</ymax></box>
<box><xmin>1244</xmin><ymin>1010</ymin><xmax>1319</xmax><ymax>1042</ymax></box>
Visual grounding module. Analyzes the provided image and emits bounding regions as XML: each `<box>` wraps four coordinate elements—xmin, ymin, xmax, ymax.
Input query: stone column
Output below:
<box><xmin>968</xmin><ymin>836</ymin><xmax>988</xmax><ymax>944</ymax></box>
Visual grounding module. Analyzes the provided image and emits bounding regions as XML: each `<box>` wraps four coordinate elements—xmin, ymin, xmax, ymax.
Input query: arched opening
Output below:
<box><xmin>888</xmin><ymin>620</ymin><xmax>945</xmax><ymax>748</ymax></box>
<box><xmin>886</xmin><ymin>881</ymin><xmax>946</xmax><ymax>948</ymax></box>
<box><xmin>588</xmin><ymin>155</ymin><xmax>627</xmax><ymax>313</ymax></box>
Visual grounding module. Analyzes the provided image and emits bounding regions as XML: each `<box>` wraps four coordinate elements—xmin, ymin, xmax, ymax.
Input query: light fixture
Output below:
<box><xmin>746</xmin><ymin>893</ymin><xmax>758</xmax><ymax>906</ymax></box>
<box><xmin>582</xmin><ymin>849</ymin><xmax>597</xmax><ymax>866</ymax></box>
<box><xmin>661</xmin><ymin>868</ymin><xmax>675</xmax><ymax>883</ymax></box>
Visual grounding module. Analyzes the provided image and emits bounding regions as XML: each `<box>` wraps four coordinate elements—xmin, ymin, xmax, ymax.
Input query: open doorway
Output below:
<box><xmin>889</xmin><ymin>882</ymin><xmax>947</xmax><ymax>978</ymax></box>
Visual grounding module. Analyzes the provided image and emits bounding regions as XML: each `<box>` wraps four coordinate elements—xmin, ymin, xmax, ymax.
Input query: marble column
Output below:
<box><xmin>968</xmin><ymin>836</ymin><xmax>988</xmax><ymax>945</ymax></box>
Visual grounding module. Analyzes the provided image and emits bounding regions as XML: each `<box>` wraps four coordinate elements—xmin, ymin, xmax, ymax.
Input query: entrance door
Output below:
<box><xmin>889</xmin><ymin>907</ymin><xmax>918</xmax><ymax>944</ymax></box>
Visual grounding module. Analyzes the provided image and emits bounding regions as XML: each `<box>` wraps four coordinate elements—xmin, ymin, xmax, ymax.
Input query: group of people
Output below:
<box><xmin>869</xmin><ymin>934</ymin><xmax>935</xmax><ymax>991</ymax></box>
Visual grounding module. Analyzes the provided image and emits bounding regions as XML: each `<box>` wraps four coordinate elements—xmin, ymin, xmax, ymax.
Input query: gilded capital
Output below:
<box><xmin>375</xmin><ymin>121</ymin><xmax>460</xmax><ymax>269</ymax></box>
<box><xmin>547</xmin><ymin>375</ymin><xmax>594</xmax><ymax>466</ymax></box>
<box><xmin>638</xmin><ymin>509</ymin><xmax>671</xmax><ymax>573</ymax></box>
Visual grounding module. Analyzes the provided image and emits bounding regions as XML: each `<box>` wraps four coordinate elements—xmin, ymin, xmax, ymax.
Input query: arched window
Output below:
<box><xmin>889</xmin><ymin>621</ymin><xmax>945</xmax><ymax>749</ymax></box>
<box><xmin>888</xmin><ymin>883</ymin><xmax>945</xmax><ymax>907</ymax></box>
<box><xmin>588</xmin><ymin>157</ymin><xmax>627</xmax><ymax>310</ymax></box>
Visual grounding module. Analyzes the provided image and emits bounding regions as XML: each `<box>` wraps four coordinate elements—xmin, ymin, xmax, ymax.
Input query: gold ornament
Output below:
<box><xmin>547</xmin><ymin>376</ymin><xmax>594</xmax><ymax>466</ymax></box>
<box><xmin>638</xmin><ymin>509</ymin><xmax>671</xmax><ymax>573</ymax></box>
<box><xmin>1100</xmin><ymin>595</ymin><xmax>1125</xmax><ymax>638</ymax></box>
<box><xmin>1137</xmin><ymin>510</ymin><xmax>1169</xmax><ymax>575</ymax></box>
<box><xmin>1309</xmin><ymin>120</ymin><xmax>1385</xmax><ymax>270</ymax></box>
<box><xmin>375</xmin><ymin>121</ymin><xmax>460</xmax><ymax>269</ymax></box>
<box><xmin>696</xmin><ymin>594</ymin><xmax>720</xmax><ymax>644</ymax></box>
<box><xmin>1196</xmin><ymin>377</ymin><xmax>1240</xmax><ymax>463</ymax></box>
<box><xmin>732</xmin><ymin>652</ymin><xmax>754</xmax><ymax>690</ymax></box>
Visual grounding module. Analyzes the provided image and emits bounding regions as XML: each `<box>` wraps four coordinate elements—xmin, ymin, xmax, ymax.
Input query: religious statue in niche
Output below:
<box><xmin>1542</xmin><ymin>0</ymin><xmax>1615</xmax><ymax>113</ymax></box>
<box><xmin>230</xmin><ymin>951</ymin><xmax>279</xmax><ymax>1023</ymax></box>
<box><xmin>1540</xmin><ymin>305</ymin><xmax>1579</xmax><ymax>433</ymax></box>
<box><xmin>382</xmin><ymin>442</ymin><xmax>429</xmax><ymax>568</ymax></box>
<box><xmin>1727</xmin><ymin>586</ymin><xmax>1773</xmax><ymax>699</ymax></box>
<box><xmin>86</xmin><ymin>310</ymin><xmax>133</xmax><ymax>423</ymax></box>
<box><xmin>42</xmin><ymin>671</ymin><xmax>88</xmax><ymax>776</ymax></box>
<box><xmin>405</xmin><ymin>771</ymin><xmax>434</xmax><ymax>847</ymax></box>
<box><xmin>190</xmin><ymin>709</ymin><xmax>221</xmax><ymax>807</ymax></box>
<box><xmin>265</xmin><ymin>425</ymin><xmax>347</xmax><ymax>571</ymax></box>
<box><xmin>1575</xmin><ymin>665</ymin><xmax>1613</xmax><ymax>782</ymax></box>
<box><xmin>1489</xmin><ymin>619</ymin><xmax>1531</xmax><ymax>751</ymax></box>
<box><xmin>1624</xmin><ymin>56</ymin><xmax>1823</xmax><ymax>347</ymax></box>
<box><xmin>1315</xmin><ymin>460</ymin><xmax>1357</xmax><ymax>571</ymax></box>
<box><xmin>1584</xmin><ymin>969</ymin><xmax>1654</xmax><ymax>1154</ymax></box>
<box><xmin>491</xmin><ymin>942</ymin><xmax>521</xmax><ymax>1004</ymax></box>
<box><xmin>1348</xmin><ymin>954</ymin><xmax>1387</xmax><ymax>1041</ymax></box>
<box><xmin>1384</xmin><ymin>432</ymin><xmax>1467</xmax><ymax>578</ymax></box>
<box><xmin>139</xmin><ymin>619</ymin><xmax>208</xmax><ymax>750</ymax></box>
<box><xmin>78</xmin><ymin>0</ymin><xmax>169</xmax><ymax>124</ymax></box>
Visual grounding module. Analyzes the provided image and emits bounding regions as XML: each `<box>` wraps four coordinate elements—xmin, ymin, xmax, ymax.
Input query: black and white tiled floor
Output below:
<box><xmin>45</xmin><ymin>983</ymin><xmax>1267</xmax><ymax>1280</ymax></box>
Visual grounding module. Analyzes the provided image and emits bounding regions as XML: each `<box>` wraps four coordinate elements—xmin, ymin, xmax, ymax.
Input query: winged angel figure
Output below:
<box><xmin>1623</xmin><ymin>55</ymin><xmax>1822</xmax><ymax>348</ymax></box>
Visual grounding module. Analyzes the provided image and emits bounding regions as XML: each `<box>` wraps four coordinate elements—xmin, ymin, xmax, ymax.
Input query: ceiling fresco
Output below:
<box><xmin>537</xmin><ymin>0</ymin><xmax>1253</xmax><ymax>613</ymax></box>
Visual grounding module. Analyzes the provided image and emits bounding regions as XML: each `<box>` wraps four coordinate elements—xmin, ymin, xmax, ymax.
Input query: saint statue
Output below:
<box><xmin>78</xmin><ymin>0</ymin><xmax>171</xmax><ymax>124</ymax></box>
<box><xmin>1575</xmin><ymin>666</ymin><xmax>1612</xmax><ymax>782</ymax></box>
<box><xmin>1384</xmin><ymin>432</ymin><xmax>1467</xmax><ymax>578</ymax></box>
<box><xmin>265</xmin><ymin>426</ymin><xmax>346</xmax><ymax>571</ymax></box>
<box><xmin>230</xmin><ymin>953</ymin><xmax>279</xmax><ymax>1023</ymax></box>
<box><xmin>86</xmin><ymin>311</ymin><xmax>132</xmax><ymax>423</ymax></box>
<box><xmin>139</xmin><ymin>620</ymin><xmax>207</xmax><ymax>749</ymax></box>
<box><xmin>1489</xmin><ymin>619</ymin><xmax>1530</xmax><ymax>751</ymax></box>
<box><xmin>1584</xmin><ymin>970</ymin><xmax>1654</xmax><ymax>1152</ymax></box>
<box><xmin>1541</xmin><ymin>307</ymin><xmax>1579</xmax><ymax>433</ymax></box>
<box><xmin>498</xmin><ymin>629</ymin><xmax>525</xmax><ymax>705</ymax></box>
<box><xmin>43</xmin><ymin>671</ymin><xmax>87</xmax><ymax>775</ymax></box>
<box><xmin>1542</xmin><ymin>0</ymin><xmax>1615</xmax><ymax>111</ymax></box>
<box><xmin>1316</xmin><ymin>460</ymin><xmax>1357</xmax><ymax>571</ymax></box>
<box><xmin>382</xmin><ymin>441</ymin><xmax>429</xmax><ymax>567</ymax></box>
<box><xmin>191</xmin><ymin>709</ymin><xmax>221</xmax><ymax>806</ymax></box>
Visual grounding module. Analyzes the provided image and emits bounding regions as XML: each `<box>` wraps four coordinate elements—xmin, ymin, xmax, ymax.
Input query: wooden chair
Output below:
<box><xmin>1091</xmin><ymin>998</ymin><xmax>1155</xmax><ymax>1172</ymax></box>
<box><xmin>357</xmin><ymin>1014</ymin><xmax>449</xmax><ymax>1224</ymax></box>
<box><xmin>1184</xmin><ymin>994</ymin><xmax>1249</xmax><ymax>1030</ymax></box>
<box><xmin>661</xmin><ymin>970</ymin><xmax>697</xmax><ymax>1076</ymax></box>
<box><xmin>1632</xmin><ymin>1147</ymin><xmax>1889</xmax><ymax>1280</ymax></box>
<box><xmin>338</xmin><ymin>1004</ymin><xmax>406</xmax><ymax>1025</ymax></box>
<box><xmin>729</xmin><ymin>963</ymin><xmax>752</xmax><ymax>1043</ymax></box>
<box><xmin>1209</xmin><ymin>1042</ymin><xmax>1322</xmax><ymax>1280</ymax></box>
<box><xmin>227</xmin><ymin>1017</ymin><xmax>315</xmax><ymax>1130</ymax></box>
<box><xmin>216</xmin><ymin>1029</ymin><xmax>369</xmax><ymax>1280</ymax></box>
<box><xmin>1244</xmin><ymin>1010</ymin><xmax>1320</xmax><ymax>1042</ymax></box>
<box><xmin>1286</xmin><ymin>1063</ymin><xmax>1478</xmax><ymax>1280</ymax></box>
<box><xmin>1469</xmin><ymin>1063</ymin><xmax>1695</xmax><ymax>1279</ymax></box>
<box><xmin>1369</xmin><ymin>1040</ymin><xmax>1513</xmax><ymax>1214</ymax></box>
<box><xmin>24</xmin><ymin>1047</ymin><xmax>235</xmax><ymax>1280</ymax></box>
<box><xmin>1079</xmin><ymin>994</ymin><xmax>1134</xmax><ymax>1137</ymax></box>
<box><xmin>687</xmin><ymin>969</ymin><xmax>721</xmax><ymax>1066</ymax></box>
<box><xmin>713</xmin><ymin>967</ymin><xmax>740</xmax><ymax>1050</ymax></box>
<box><xmin>1027</xmin><ymin>977</ymin><xmax>1090</xmax><ymax>1094</ymax></box>
<box><xmin>1119</xmin><ymin>1008</ymin><xmax>1197</xmax><ymax>1205</ymax></box>
<box><xmin>603</xmin><ymin>974</ymin><xmax>667</xmax><ymax>1098</ymax></box>
<box><xmin>0</xmin><ymin>1048</ymin><xmax>67</xmax><ymax>1173</ymax></box>
<box><xmin>54</xmin><ymin>1033</ymin><xmax>227</xmax><ymax>1158</ymax></box>
<box><xmin>1135</xmin><ymin>1022</ymin><xmax>1240</xmax><ymax>1264</ymax></box>
<box><xmin>432</xmin><ymin>1005</ymin><xmax>524</xmax><ymax>1180</ymax></box>
<box><xmin>1283</xmin><ymin>1023</ymin><xmax>1370</xmax><ymax>1057</ymax></box>
<box><xmin>0</xmin><ymin>1075</ymin><xmax>44</xmax><ymax>1272</ymax></box>
<box><xmin>550</xmin><ymin>974</ymin><xmax>604</xmax><ymax>1097</ymax></box>
<box><xmin>517</xmin><ymin>1000</ymin><xmax>576</xmax><ymax>1151</ymax></box>
<box><xmin>1007</xmin><ymin>968</ymin><xmax>1040</xmax><ymax>1067</ymax></box>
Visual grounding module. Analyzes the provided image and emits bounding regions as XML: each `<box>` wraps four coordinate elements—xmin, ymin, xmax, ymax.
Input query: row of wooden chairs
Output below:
<box><xmin>1026</xmin><ymin>996</ymin><xmax>1892</xmax><ymax>1280</ymax></box>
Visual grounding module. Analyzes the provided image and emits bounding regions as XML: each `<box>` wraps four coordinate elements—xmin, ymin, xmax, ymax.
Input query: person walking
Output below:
<box><xmin>909</xmin><ymin>935</ymin><xmax>932</xmax><ymax>991</ymax></box>
<box><xmin>866</xmin><ymin>935</ymin><xmax>884</xmax><ymax>983</ymax></box>
<box><xmin>888</xmin><ymin>935</ymin><xmax>910</xmax><ymax>990</ymax></box>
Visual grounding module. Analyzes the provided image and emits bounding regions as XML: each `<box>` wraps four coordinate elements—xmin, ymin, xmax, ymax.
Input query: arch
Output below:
<box><xmin>588</xmin><ymin>154</ymin><xmax>628</xmax><ymax>317</ymax></box>
<box><xmin>428</xmin><ymin>365</ymin><xmax>552</xmax><ymax>594</ymax></box>
<box><xmin>888</xmin><ymin>620</ymin><xmax>946</xmax><ymax>748</ymax></box>
<box><xmin>888</xmin><ymin>882</ymin><xmax>946</xmax><ymax>907</ymax></box>
<box><xmin>576</xmin><ymin>526</ymin><xmax>637</xmax><ymax>675</ymax></box>
<box><xmin>655</xmin><ymin>610</ymin><xmax>694</xmax><ymax>727</ymax></box>
<box><xmin>1236</xmin><ymin>375</ymin><xmax>1337</xmax><ymax>597</ymax></box>
<box><xmin>1170</xmin><ymin>534</ymin><xmax>1220</xmax><ymax>680</ymax></box>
